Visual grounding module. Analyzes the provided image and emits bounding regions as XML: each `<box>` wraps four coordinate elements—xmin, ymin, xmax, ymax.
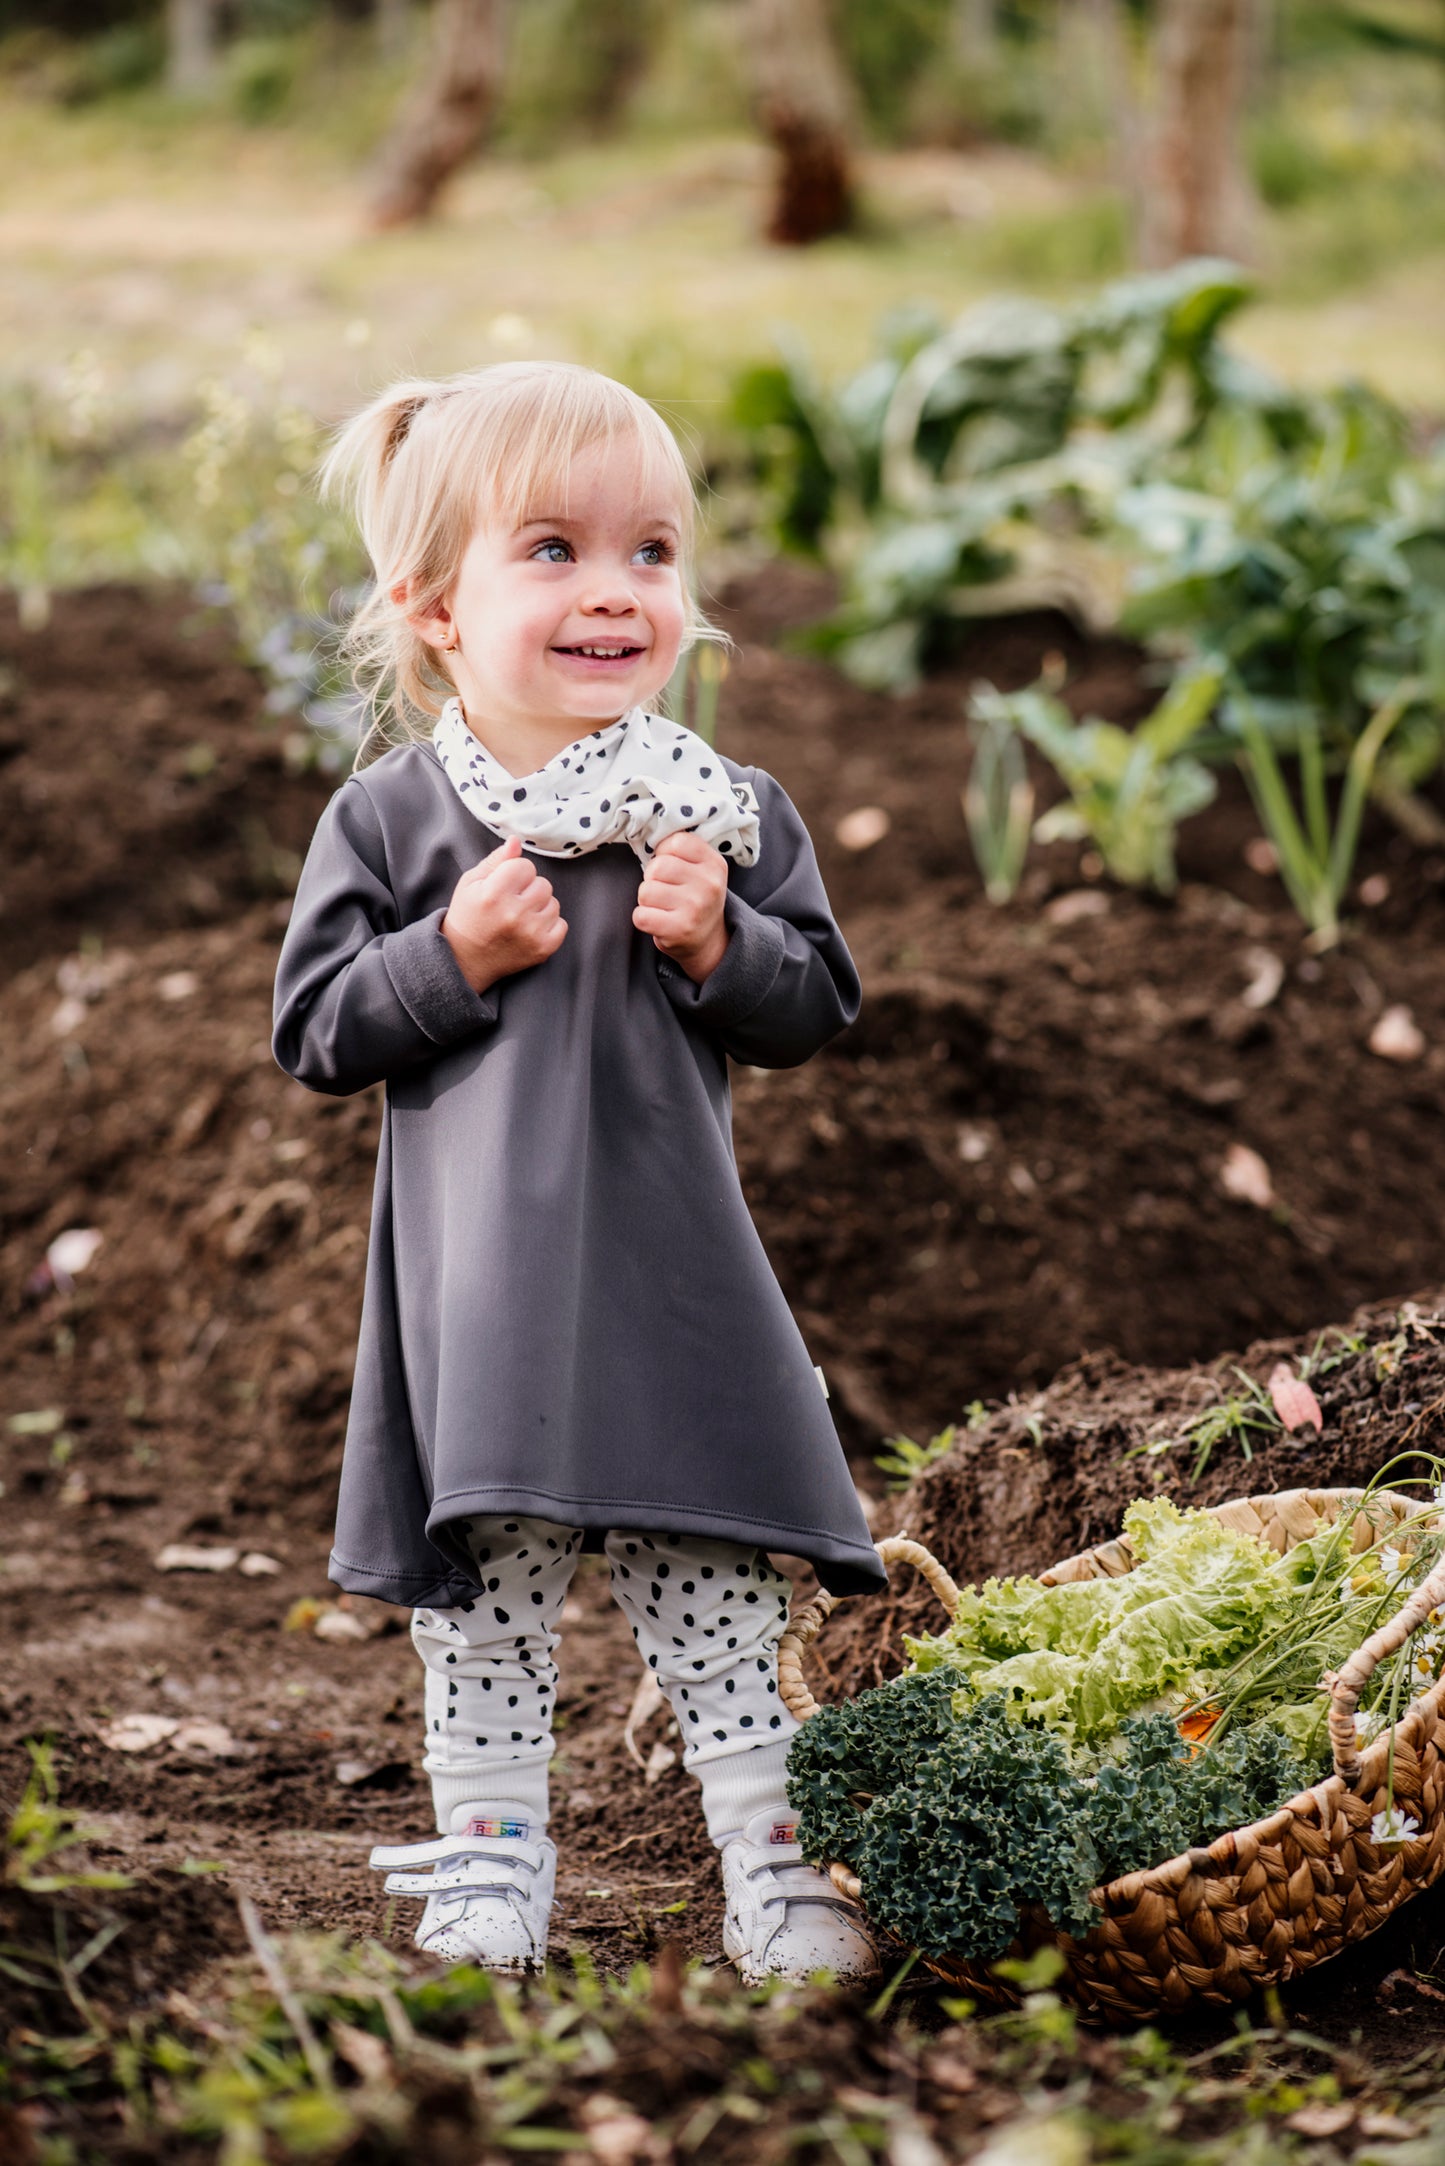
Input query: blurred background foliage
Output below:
<box><xmin>0</xmin><ymin>0</ymin><xmax>1442</xmax><ymax>886</ymax></box>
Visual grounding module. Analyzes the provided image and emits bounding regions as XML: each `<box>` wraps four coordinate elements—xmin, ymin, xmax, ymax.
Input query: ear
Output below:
<box><xmin>392</xmin><ymin>579</ymin><xmax>455</xmax><ymax>654</ymax></box>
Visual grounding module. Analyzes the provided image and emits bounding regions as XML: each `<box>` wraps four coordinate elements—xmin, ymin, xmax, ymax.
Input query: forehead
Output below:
<box><xmin>500</xmin><ymin>429</ymin><xmax>689</xmax><ymax>533</ymax></box>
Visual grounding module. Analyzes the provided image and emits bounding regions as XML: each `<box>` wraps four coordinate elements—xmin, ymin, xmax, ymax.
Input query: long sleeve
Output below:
<box><xmin>273</xmin><ymin>777</ymin><xmax>500</xmax><ymax>1097</ymax></box>
<box><xmin>656</xmin><ymin>766</ymin><xmax>861</xmax><ymax>1068</ymax></box>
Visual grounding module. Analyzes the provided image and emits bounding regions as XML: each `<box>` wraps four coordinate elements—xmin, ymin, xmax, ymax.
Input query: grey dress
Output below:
<box><xmin>272</xmin><ymin>741</ymin><xmax>885</xmax><ymax>1607</ymax></box>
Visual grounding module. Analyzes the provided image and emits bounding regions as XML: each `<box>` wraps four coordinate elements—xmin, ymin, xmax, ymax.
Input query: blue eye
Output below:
<box><xmin>635</xmin><ymin>541</ymin><xmax>673</xmax><ymax>567</ymax></box>
<box><xmin>534</xmin><ymin>539</ymin><xmax>571</xmax><ymax>564</ymax></box>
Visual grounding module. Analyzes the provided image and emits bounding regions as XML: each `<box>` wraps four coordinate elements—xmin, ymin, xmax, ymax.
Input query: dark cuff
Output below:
<box><xmin>657</xmin><ymin>891</ymin><xmax>787</xmax><ymax>1029</ymax></box>
<box><xmin>382</xmin><ymin>909</ymin><xmax>500</xmax><ymax>1045</ymax></box>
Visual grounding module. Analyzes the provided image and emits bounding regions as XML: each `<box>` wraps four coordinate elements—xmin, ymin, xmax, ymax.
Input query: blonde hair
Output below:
<box><xmin>319</xmin><ymin>360</ymin><xmax>719</xmax><ymax>759</ymax></box>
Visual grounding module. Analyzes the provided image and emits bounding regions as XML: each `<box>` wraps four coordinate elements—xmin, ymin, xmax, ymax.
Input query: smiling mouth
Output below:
<box><xmin>553</xmin><ymin>642</ymin><xmax>646</xmax><ymax>661</ymax></box>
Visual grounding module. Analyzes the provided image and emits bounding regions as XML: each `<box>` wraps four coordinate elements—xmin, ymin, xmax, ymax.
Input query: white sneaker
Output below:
<box><xmin>370</xmin><ymin>1802</ymin><xmax>556</xmax><ymax>1974</ymax></box>
<box><xmin>720</xmin><ymin>1807</ymin><xmax>880</xmax><ymax>1987</ymax></box>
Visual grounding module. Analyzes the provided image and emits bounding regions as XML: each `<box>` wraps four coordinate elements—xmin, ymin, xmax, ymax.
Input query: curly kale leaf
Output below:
<box><xmin>1084</xmin><ymin>1714</ymin><xmax>1312</xmax><ymax>1887</ymax></box>
<box><xmin>789</xmin><ymin>1689</ymin><xmax>1314</xmax><ymax>1967</ymax></box>
<box><xmin>856</xmin><ymin>1699</ymin><xmax>1101</xmax><ymax>1963</ymax></box>
<box><xmin>786</xmin><ymin>1671</ymin><xmax>957</xmax><ymax>1868</ymax></box>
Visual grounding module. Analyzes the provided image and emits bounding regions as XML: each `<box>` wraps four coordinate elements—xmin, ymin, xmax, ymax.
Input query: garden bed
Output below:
<box><xmin>5</xmin><ymin>572</ymin><xmax>1445</xmax><ymax>2050</ymax></box>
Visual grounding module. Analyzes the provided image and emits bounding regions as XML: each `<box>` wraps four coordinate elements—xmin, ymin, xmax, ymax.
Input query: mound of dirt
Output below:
<box><xmin>7</xmin><ymin>576</ymin><xmax>1445</xmax><ymax>2048</ymax></box>
<box><xmin>815</xmin><ymin>1288</ymin><xmax>1445</xmax><ymax>1702</ymax></box>
<box><xmin>6</xmin><ymin>576</ymin><xmax>1445</xmax><ymax>1526</ymax></box>
<box><xmin>800</xmin><ymin>1287</ymin><xmax>1445</xmax><ymax>2053</ymax></box>
<box><xmin>0</xmin><ymin>585</ymin><xmax>331</xmax><ymax>976</ymax></box>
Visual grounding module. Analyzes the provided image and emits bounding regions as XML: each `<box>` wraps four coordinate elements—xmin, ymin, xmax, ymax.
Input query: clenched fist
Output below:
<box><xmin>442</xmin><ymin>836</ymin><xmax>567</xmax><ymax>994</ymax></box>
<box><xmin>633</xmin><ymin>831</ymin><xmax>730</xmax><ymax>984</ymax></box>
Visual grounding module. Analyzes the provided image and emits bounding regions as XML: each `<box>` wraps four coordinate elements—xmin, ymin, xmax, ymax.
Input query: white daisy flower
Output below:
<box><xmin>1380</xmin><ymin>1545</ymin><xmax>1411</xmax><ymax>1589</ymax></box>
<box><xmin>1355</xmin><ymin>1710</ymin><xmax>1387</xmax><ymax>1743</ymax></box>
<box><xmin>1370</xmin><ymin>1807</ymin><xmax>1419</xmax><ymax>1848</ymax></box>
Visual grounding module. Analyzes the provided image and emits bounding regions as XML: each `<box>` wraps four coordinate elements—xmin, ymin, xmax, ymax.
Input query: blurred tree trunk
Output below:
<box><xmin>166</xmin><ymin>0</ymin><xmax>216</xmax><ymax>94</ymax></box>
<box><xmin>1141</xmin><ymin>0</ymin><xmax>1257</xmax><ymax>264</ymax></box>
<box><xmin>745</xmin><ymin>0</ymin><xmax>856</xmax><ymax>245</ymax></box>
<box><xmin>368</xmin><ymin>0</ymin><xmax>510</xmax><ymax>230</ymax></box>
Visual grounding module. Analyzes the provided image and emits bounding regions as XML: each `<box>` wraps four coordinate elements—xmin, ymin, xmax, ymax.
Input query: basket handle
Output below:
<box><xmin>1327</xmin><ymin>1548</ymin><xmax>1445</xmax><ymax>1785</ymax></box>
<box><xmin>778</xmin><ymin>1535</ymin><xmax>962</xmax><ymax>1723</ymax></box>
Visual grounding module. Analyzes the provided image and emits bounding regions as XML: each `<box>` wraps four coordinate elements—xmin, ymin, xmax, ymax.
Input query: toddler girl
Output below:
<box><xmin>273</xmin><ymin>360</ymin><xmax>885</xmax><ymax>1981</ymax></box>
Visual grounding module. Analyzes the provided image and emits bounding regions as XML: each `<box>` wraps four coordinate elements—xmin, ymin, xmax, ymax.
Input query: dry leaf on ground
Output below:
<box><xmin>98</xmin><ymin>1714</ymin><xmax>179</xmax><ymax>1753</ymax></box>
<box><xmin>1220</xmin><ymin>1143</ymin><xmax>1275</xmax><ymax>1210</ymax></box>
<box><xmin>643</xmin><ymin>1740</ymin><xmax>677</xmax><ymax>1785</ymax></box>
<box><xmin>623</xmin><ymin>1670</ymin><xmax>669</xmax><ymax>1769</ymax></box>
<box><xmin>1043</xmin><ymin>889</ymin><xmax>1109</xmax><ymax>926</ymax></box>
<box><xmin>155</xmin><ymin>1544</ymin><xmax>240</xmax><ymax>1572</ymax></box>
<box><xmin>169</xmin><ymin>1720</ymin><xmax>242</xmax><ymax>1758</ymax></box>
<box><xmin>1239</xmin><ymin>948</ymin><xmax>1284</xmax><ymax>1010</ymax></box>
<box><xmin>1268</xmin><ymin>1363</ymin><xmax>1324</xmax><ymax>1434</ymax></box>
<box><xmin>1283</xmin><ymin>2104</ymin><xmax>1354</xmax><ymax>2137</ymax></box>
<box><xmin>1369</xmin><ymin>1005</ymin><xmax>1425</xmax><ymax>1062</ymax></box>
<box><xmin>834</xmin><ymin>805</ymin><xmax>890</xmax><ymax>851</ymax></box>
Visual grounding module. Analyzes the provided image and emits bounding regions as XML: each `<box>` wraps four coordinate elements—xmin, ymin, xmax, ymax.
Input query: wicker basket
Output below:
<box><xmin>778</xmin><ymin>1487</ymin><xmax>1445</xmax><ymax>2018</ymax></box>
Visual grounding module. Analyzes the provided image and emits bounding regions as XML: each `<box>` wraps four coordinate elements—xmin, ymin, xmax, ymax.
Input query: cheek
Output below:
<box><xmin>650</xmin><ymin>583</ymin><xmax>687</xmax><ymax>655</ymax></box>
<box><xmin>490</xmin><ymin>595</ymin><xmax>556</xmax><ymax>670</ymax></box>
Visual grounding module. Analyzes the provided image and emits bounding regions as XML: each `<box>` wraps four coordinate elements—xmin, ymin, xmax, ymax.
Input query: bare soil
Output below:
<box><xmin>4</xmin><ymin>573</ymin><xmax>1445</xmax><ymax>2046</ymax></box>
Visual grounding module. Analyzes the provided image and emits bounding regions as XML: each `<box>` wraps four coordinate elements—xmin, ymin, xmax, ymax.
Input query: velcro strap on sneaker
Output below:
<box><xmin>369</xmin><ymin>1832</ymin><xmax>545</xmax><ymax>1874</ymax></box>
<box><xmin>382</xmin><ymin>1856</ymin><xmax>540</xmax><ymax>1900</ymax></box>
<box><xmin>743</xmin><ymin>1855</ymin><xmax>860</xmax><ymax>1916</ymax></box>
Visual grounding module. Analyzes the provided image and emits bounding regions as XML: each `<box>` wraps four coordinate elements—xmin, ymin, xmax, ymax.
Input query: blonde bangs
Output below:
<box><xmin>320</xmin><ymin>361</ymin><xmax>714</xmax><ymax>761</ymax></box>
<box><xmin>433</xmin><ymin>369</ymin><xmax>696</xmax><ymax>543</ymax></box>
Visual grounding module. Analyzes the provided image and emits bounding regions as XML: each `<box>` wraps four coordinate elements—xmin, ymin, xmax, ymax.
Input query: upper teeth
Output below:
<box><xmin>572</xmin><ymin>645</ymin><xmax>630</xmax><ymax>657</ymax></box>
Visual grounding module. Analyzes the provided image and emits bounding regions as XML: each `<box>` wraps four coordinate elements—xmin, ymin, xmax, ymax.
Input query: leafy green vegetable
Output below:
<box><xmin>789</xmin><ymin>1481</ymin><xmax>1445</xmax><ymax>1967</ymax></box>
<box><xmin>735</xmin><ymin>266</ymin><xmax>1445</xmax><ymax>927</ymax></box>
<box><xmin>852</xmin><ymin>1700</ymin><xmax>1103</xmax><ymax>1958</ymax></box>
<box><xmin>1228</xmin><ymin>672</ymin><xmax>1418</xmax><ymax>944</ymax></box>
<box><xmin>1086</xmin><ymin>1716</ymin><xmax>1308</xmax><ymax>1886</ymax></box>
<box><xmin>969</xmin><ymin>662</ymin><xmax>1223</xmax><ymax>894</ymax></box>
<box><xmin>906</xmin><ymin>1498</ymin><xmax>1295</xmax><ymax>1741</ymax></box>
<box><xmin>787</xmin><ymin>1693</ymin><xmax>1311</xmax><ymax>1965</ymax></box>
<box><xmin>735</xmin><ymin>262</ymin><xmax>1267</xmax><ymax>691</ymax></box>
<box><xmin>785</xmin><ymin>1671</ymin><xmax>958</xmax><ymax>1871</ymax></box>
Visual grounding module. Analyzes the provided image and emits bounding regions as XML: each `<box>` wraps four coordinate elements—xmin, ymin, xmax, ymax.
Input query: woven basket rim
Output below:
<box><xmin>816</xmin><ymin>1482</ymin><xmax>1445</xmax><ymax>1961</ymax></box>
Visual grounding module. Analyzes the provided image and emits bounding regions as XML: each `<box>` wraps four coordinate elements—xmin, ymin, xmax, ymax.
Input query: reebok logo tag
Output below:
<box><xmin>464</xmin><ymin>1816</ymin><xmax>528</xmax><ymax>1841</ymax></box>
<box><xmin>769</xmin><ymin>1821</ymin><xmax>796</xmax><ymax>1845</ymax></box>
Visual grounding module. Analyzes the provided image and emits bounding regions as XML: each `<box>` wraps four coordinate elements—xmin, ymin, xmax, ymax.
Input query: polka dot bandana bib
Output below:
<box><xmin>432</xmin><ymin>697</ymin><xmax>761</xmax><ymax>867</ymax></box>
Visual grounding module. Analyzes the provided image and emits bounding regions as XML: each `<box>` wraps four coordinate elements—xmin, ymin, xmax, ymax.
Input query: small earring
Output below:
<box><xmin>441</xmin><ymin>633</ymin><xmax>460</xmax><ymax>653</ymax></box>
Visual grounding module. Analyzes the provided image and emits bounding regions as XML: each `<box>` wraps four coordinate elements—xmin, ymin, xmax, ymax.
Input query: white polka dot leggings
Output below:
<box><xmin>411</xmin><ymin>1516</ymin><xmax>802</xmax><ymax>1847</ymax></box>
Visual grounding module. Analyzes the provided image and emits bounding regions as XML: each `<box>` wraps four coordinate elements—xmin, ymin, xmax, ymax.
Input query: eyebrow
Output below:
<box><xmin>515</xmin><ymin>512</ymin><xmax>682</xmax><ymax>537</ymax></box>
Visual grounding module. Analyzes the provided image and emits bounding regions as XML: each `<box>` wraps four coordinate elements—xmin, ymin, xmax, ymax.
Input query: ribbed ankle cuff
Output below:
<box><xmin>695</xmin><ymin>1738</ymin><xmax>796</xmax><ymax>1847</ymax></box>
<box><xmin>427</xmin><ymin>1753</ymin><xmax>551</xmax><ymax>1835</ymax></box>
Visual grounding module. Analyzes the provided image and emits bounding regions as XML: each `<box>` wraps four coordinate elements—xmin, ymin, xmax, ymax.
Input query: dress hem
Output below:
<box><xmin>330</xmin><ymin>1486</ymin><xmax>889</xmax><ymax>1605</ymax></box>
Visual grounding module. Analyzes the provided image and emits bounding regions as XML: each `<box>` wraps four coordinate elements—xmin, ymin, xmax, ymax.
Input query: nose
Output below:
<box><xmin>579</xmin><ymin>561</ymin><xmax>640</xmax><ymax>615</ymax></box>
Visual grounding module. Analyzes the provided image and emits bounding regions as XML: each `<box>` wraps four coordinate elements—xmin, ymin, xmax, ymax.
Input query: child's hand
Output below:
<box><xmin>633</xmin><ymin>832</ymin><xmax>730</xmax><ymax>984</ymax></box>
<box><xmin>442</xmin><ymin>837</ymin><xmax>567</xmax><ymax>994</ymax></box>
